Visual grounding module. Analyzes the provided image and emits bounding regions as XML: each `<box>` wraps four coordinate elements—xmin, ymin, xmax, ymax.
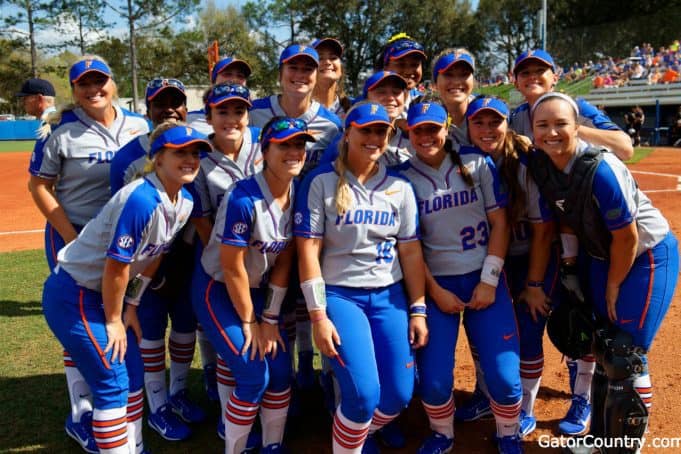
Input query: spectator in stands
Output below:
<box><xmin>662</xmin><ymin>66</ymin><xmax>679</xmax><ymax>84</ymax></box>
<box><xmin>15</xmin><ymin>78</ymin><xmax>56</xmax><ymax>123</ymax></box>
<box><xmin>624</xmin><ymin>106</ymin><xmax>645</xmax><ymax>146</ymax></box>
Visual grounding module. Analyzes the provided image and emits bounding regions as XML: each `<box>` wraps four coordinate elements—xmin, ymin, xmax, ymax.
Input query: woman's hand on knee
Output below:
<box><xmin>104</xmin><ymin>319</ymin><xmax>127</xmax><ymax>364</ymax></box>
<box><xmin>469</xmin><ymin>282</ymin><xmax>496</xmax><ymax>310</ymax></box>
<box><xmin>260</xmin><ymin>322</ymin><xmax>286</xmax><ymax>360</ymax></box>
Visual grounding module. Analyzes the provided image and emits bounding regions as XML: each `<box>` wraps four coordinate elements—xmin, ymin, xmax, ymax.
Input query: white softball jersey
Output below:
<box><xmin>191</xmin><ymin>126</ymin><xmax>262</xmax><ymax>219</ymax></box>
<box><xmin>397</xmin><ymin>146</ymin><xmax>506</xmax><ymax>276</ymax></box>
<box><xmin>294</xmin><ymin>162</ymin><xmax>420</xmax><ymax>288</ymax></box>
<box><xmin>58</xmin><ymin>173</ymin><xmax>193</xmax><ymax>291</ymax></box>
<box><xmin>29</xmin><ymin>105</ymin><xmax>150</xmax><ymax>225</ymax></box>
<box><xmin>249</xmin><ymin>96</ymin><xmax>341</xmax><ymax>173</ymax></box>
<box><xmin>201</xmin><ymin>172</ymin><xmax>294</xmax><ymax>288</ymax></box>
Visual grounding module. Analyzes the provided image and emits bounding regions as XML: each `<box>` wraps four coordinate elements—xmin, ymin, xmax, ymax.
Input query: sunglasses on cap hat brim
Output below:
<box><xmin>207</xmin><ymin>84</ymin><xmax>251</xmax><ymax>107</ymax></box>
<box><xmin>267</xmin><ymin>131</ymin><xmax>316</xmax><ymax>144</ymax></box>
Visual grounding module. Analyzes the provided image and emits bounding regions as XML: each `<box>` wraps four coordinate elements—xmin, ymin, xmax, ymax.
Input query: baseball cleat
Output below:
<box><xmin>519</xmin><ymin>410</ymin><xmax>537</xmax><ymax>438</ymax></box>
<box><xmin>261</xmin><ymin>443</ymin><xmax>288</xmax><ymax>453</ymax></box>
<box><xmin>148</xmin><ymin>404</ymin><xmax>191</xmax><ymax>441</ymax></box>
<box><xmin>169</xmin><ymin>389</ymin><xmax>206</xmax><ymax>423</ymax></box>
<box><xmin>454</xmin><ymin>388</ymin><xmax>493</xmax><ymax>422</ymax></box>
<box><xmin>417</xmin><ymin>431</ymin><xmax>454</xmax><ymax>454</ymax></box>
<box><xmin>558</xmin><ymin>395</ymin><xmax>591</xmax><ymax>435</ymax></box>
<box><xmin>497</xmin><ymin>435</ymin><xmax>524</xmax><ymax>454</ymax></box>
<box><xmin>65</xmin><ymin>411</ymin><xmax>98</xmax><ymax>454</ymax></box>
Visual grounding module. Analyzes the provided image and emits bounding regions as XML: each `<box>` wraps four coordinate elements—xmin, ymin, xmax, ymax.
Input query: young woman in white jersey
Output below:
<box><xmin>399</xmin><ymin>97</ymin><xmax>523</xmax><ymax>454</ymax></box>
<box><xmin>41</xmin><ymin>122</ymin><xmax>207</xmax><ymax>454</ymax></box>
<box><xmin>28</xmin><ymin>55</ymin><xmax>148</xmax><ymax>453</ymax></box>
<box><xmin>294</xmin><ymin>101</ymin><xmax>428</xmax><ymax>454</ymax></box>
<box><xmin>192</xmin><ymin>117</ymin><xmax>314</xmax><ymax>454</ymax></box>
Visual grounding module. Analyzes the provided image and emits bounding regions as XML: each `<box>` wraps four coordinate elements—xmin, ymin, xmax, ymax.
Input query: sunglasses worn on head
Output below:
<box><xmin>147</xmin><ymin>78</ymin><xmax>185</xmax><ymax>91</ymax></box>
<box><xmin>388</xmin><ymin>40</ymin><xmax>425</xmax><ymax>54</ymax></box>
<box><xmin>265</xmin><ymin>118</ymin><xmax>308</xmax><ymax>135</ymax></box>
<box><xmin>210</xmin><ymin>84</ymin><xmax>250</xmax><ymax>99</ymax></box>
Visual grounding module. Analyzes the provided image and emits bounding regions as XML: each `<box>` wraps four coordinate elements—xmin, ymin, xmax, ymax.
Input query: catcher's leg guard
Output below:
<box><xmin>596</xmin><ymin>327</ymin><xmax>648</xmax><ymax>454</ymax></box>
<box><xmin>590</xmin><ymin>363</ymin><xmax>608</xmax><ymax>439</ymax></box>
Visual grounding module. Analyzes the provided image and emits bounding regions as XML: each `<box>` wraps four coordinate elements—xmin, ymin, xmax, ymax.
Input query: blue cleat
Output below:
<box><xmin>261</xmin><ymin>443</ymin><xmax>288</xmax><ymax>453</ymax></box>
<box><xmin>497</xmin><ymin>435</ymin><xmax>524</xmax><ymax>454</ymax></box>
<box><xmin>454</xmin><ymin>388</ymin><xmax>493</xmax><ymax>422</ymax></box>
<box><xmin>65</xmin><ymin>411</ymin><xmax>98</xmax><ymax>454</ymax></box>
<box><xmin>417</xmin><ymin>431</ymin><xmax>454</xmax><ymax>454</ymax></box>
<box><xmin>558</xmin><ymin>395</ymin><xmax>591</xmax><ymax>435</ymax></box>
<box><xmin>169</xmin><ymin>389</ymin><xmax>206</xmax><ymax>424</ymax></box>
<box><xmin>148</xmin><ymin>404</ymin><xmax>191</xmax><ymax>441</ymax></box>
<box><xmin>519</xmin><ymin>410</ymin><xmax>537</xmax><ymax>438</ymax></box>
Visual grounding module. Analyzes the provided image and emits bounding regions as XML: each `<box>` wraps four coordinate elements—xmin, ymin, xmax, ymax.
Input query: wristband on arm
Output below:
<box><xmin>301</xmin><ymin>276</ymin><xmax>327</xmax><ymax>312</ymax></box>
<box><xmin>262</xmin><ymin>283</ymin><xmax>287</xmax><ymax>322</ymax></box>
<box><xmin>480</xmin><ymin>255</ymin><xmax>504</xmax><ymax>287</ymax></box>
<box><xmin>124</xmin><ymin>274</ymin><xmax>152</xmax><ymax>307</ymax></box>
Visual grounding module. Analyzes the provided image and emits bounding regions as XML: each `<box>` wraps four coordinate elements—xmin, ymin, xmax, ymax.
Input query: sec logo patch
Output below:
<box><xmin>294</xmin><ymin>212</ymin><xmax>303</xmax><ymax>225</ymax></box>
<box><xmin>117</xmin><ymin>234</ymin><xmax>134</xmax><ymax>249</ymax></box>
<box><xmin>232</xmin><ymin>222</ymin><xmax>248</xmax><ymax>235</ymax></box>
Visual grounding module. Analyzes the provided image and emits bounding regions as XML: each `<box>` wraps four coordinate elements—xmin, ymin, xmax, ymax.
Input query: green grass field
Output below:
<box><xmin>626</xmin><ymin>146</ymin><xmax>655</xmax><ymax>164</ymax></box>
<box><xmin>0</xmin><ymin>249</ymin><xmax>332</xmax><ymax>453</ymax></box>
<box><xmin>0</xmin><ymin>140</ymin><xmax>35</xmax><ymax>153</ymax></box>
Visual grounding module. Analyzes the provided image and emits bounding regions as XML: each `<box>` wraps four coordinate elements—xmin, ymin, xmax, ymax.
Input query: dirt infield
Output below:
<box><xmin>2</xmin><ymin>148</ymin><xmax>681</xmax><ymax>452</ymax></box>
<box><xmin>0</xmin><ymin>152</ymin><xmax>44</xmax><ymax>253</ymax></box>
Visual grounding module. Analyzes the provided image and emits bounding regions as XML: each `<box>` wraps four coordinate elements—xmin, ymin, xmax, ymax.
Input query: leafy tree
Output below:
<box><xmin>0</xmin><ymin>37</ymin><xmax>32</xmax><ymax>113</ymax></box>
<box><xmin>103</xmin><ymin>0</ymin><xmax>200</xmax><ymax>111</ymax></box>
<box><xmin>49</xmin><ymin>0</ymin><xmax>109</xmax><ymax>55</ymax></box>
<box><xmin>476</xmin><ymin>0</ymin><xmax>541</xmax><ymax>75</ymax></box>
<box><xmin>0</xmin><ymin>0</ymin><xmax>54</xmax><ymax>77</ymax></box>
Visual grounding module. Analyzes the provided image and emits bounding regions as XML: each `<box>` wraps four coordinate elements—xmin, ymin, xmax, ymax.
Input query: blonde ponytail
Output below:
<box><xmin>333</xmin><ymin>136</ymin><xmax>353</xmax><ymax>215</ymax></box>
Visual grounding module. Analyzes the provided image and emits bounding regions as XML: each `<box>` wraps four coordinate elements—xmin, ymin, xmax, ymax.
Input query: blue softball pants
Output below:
<box><xmin>325</xmin><ymin>282</ymin><xmax>414</xmax><ymax>423</ymax></box>
<box><xmin>506</xmin><ymin>246</ymin><xmax>561</xmax><ymax>361</ymax></box>
<box><xmin>416</xmin><ymin>270</ymin><xmax>522</xmax><ymax>407</ymax></box>
<box><xmin>42</xmin><ymin>267</ymin><xmax>144</xmax><ymax>409</ymax></box>
<box><xmin>43</xmin><ymin>222</ymin><xmax>83</xmax><ymax>271</ymax></box>
<box><xmin>191</xmin><ymin>265</ymin><xmax>292</xmax><ymax>403</ymax></box>
<box><xmin>589</xmin><ymin>232</ymin><xmax>679</xmax><ymax>351</ymax></box>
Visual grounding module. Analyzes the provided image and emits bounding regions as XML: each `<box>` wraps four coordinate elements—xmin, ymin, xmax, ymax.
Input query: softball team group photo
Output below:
<box><xmin>24</xmin><ymin>32</ymin><xmax>679</xmax><ymax>454</ymax></box>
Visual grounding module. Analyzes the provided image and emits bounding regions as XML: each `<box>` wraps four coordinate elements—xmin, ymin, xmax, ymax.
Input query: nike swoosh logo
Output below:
<box><xmin>620</xmin><ymin>319</ymin><xmax>634</xmax><ymax>324</ymax></box>
<box><xmin>385</xmin><ymin>189</ymin><xmax>401</xmax><ymax>196</ymax></box>
<box><xmin>503</xmin><ymin>333</ymin><xmax>514</xmax><ymax>341</ymax></box>
<box><xmin>254</xmin><ymin>157</ymin><xmax>264</xmax><ymax>166</ymax></box>
<box><xmin>153</xmin><ymin>389</ymin><xmax>162</xmax><ymax>394</ymax></box>
<box><xmin>405</xmin><ymin>361</ymin><xmax>414</xmax><ymax>369</ymax></box>
<box><xmin>78</xmin><ymin>393</ymin><xmax>89</xmax><ymax>398</ymax></box>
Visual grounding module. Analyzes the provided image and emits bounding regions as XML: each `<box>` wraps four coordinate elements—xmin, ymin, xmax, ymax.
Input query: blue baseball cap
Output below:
<box><xmin>279</xmin><ymin>44</ymin><xmax>319</xmax><ymax>66</ymax></box>
<box><xmin>362</xmin><ymin>71</ymin><xmax>407</xmax><ymax>98</ymax></box>
<box><xmin>345</xmin><ymin>102</ymin><xmax>392</xmax><ymax>129</ymax></box>
<box><xmin>513</xmin><ymin>49</ymin><xmax>556</xmax><ymax>75</ymax></box>
<box><xmin>383</xmin><ymin>38</ymin><xmax>427</xmax><ymax>65</ymax></box>
<box><xmin>311</xmin><ymin>37</ymin><xmax>344</xmax><ymax>57</ymax></box>
<box><xmin>145</xmin><ymin>78</ymin><xmax>186</xmax><ymax>104</ymax></box>
<box><xmin>465</xmin><ymin>97</ymin><xmax>509</xmax><ymax>120</ymax></box>
<box><xmin>407</xmin><ymin>102</ymin><xmax>448</xmax><ymax>129</ymax></box>
<box><xmin>433</xmin><ymin>51</ymin><xmax>475</xmax><ymax>81</ymax></box>
<box><xmin>261</xmin><ymin>117</ymin><xmax>316</xmax><ymax>149</ymax></box>
<box><xmin>70</xmin><ymin>58</ymin><xmax>112</xmax><ymax>84</ymax></box>
<box><xmin>206</xmin><ymin>83</ymin><xmax>251</xmax><ymax>108</ymax></box>
<box><xmin>210</xmin><ymin>56</ymin><xmax>252</xmax><ymax>83</ymax></box>
<box><xmin>150</xmin><ymin>125</ymin><xmax>211</xmax><ymax>158</ymax></box>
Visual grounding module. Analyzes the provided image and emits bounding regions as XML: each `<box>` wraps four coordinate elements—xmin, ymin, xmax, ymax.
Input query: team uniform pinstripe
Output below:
<box><xmin>294</xmin><ymin>162</ymin><xmax>420</xmax><ymax>444</ymax></box>
<box><xmin>398</xmin><ymin>146</ymin><xmax>522</xmax><ymax>437</ymax></box>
